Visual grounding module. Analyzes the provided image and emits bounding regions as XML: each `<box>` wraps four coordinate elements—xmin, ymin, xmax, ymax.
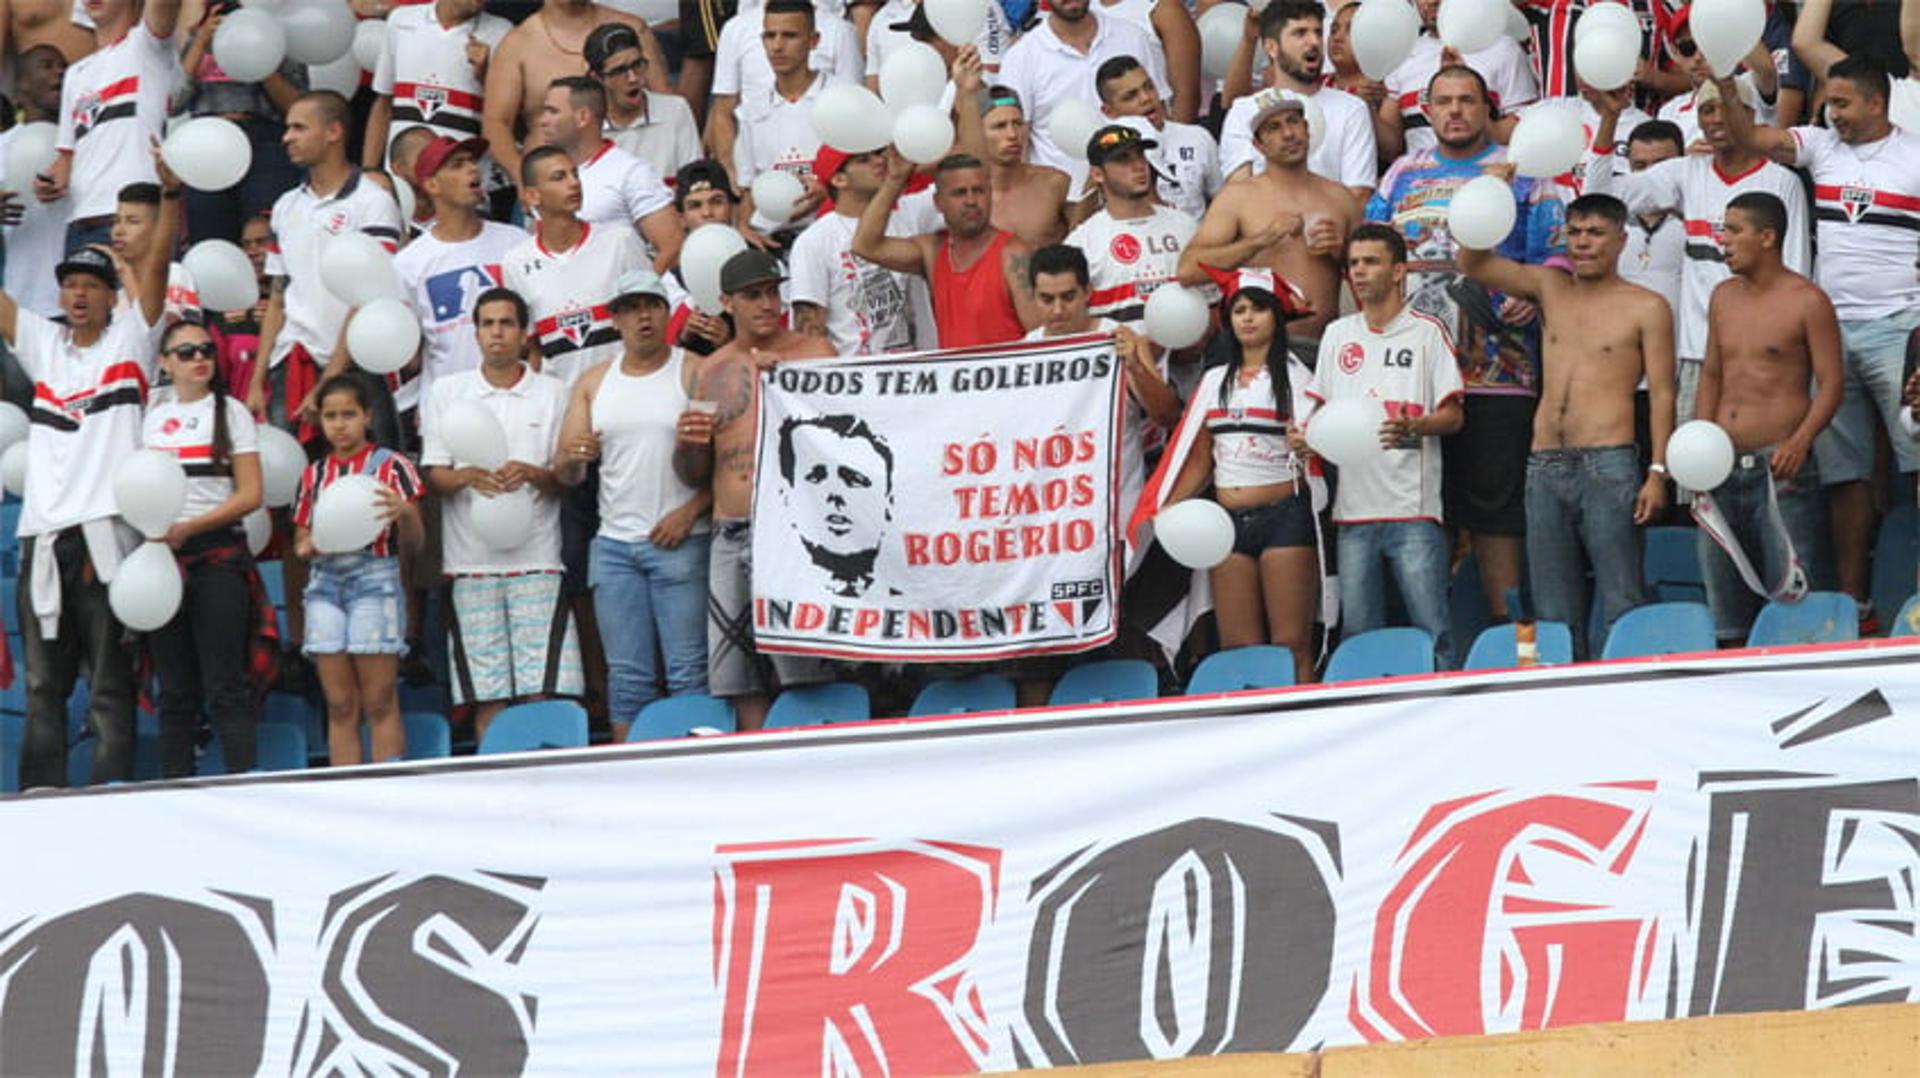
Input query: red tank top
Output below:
<box><xmin>932</xmin><ymin>230</ymin><xmax>1026</xmax><ymax>349</ymax></box>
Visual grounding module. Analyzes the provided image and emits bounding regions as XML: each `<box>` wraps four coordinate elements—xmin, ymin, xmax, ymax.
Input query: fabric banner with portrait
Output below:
<box><xmin>750</xmin><ymin>336</ymin><xmax>1125</xmax><ymax>662</ymax></box>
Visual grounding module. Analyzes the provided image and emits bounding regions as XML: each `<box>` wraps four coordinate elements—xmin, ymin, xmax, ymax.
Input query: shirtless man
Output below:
<box><xmin>982</xmin><ymin>86</ymin><xmax>1074</xmax><ymax>247</ymax></box>
<box><xmin>1178</xmin><ymin>89</ymin><xmax>1356</xmax><ymax>352</ymax></box>
<box><xmin>1458</xmin><ymin>192</ymin><xmax>1676</xmax><ymax>660</ymax></box>
<box><xmin>1692</xmin><ymin>191</ymin><xmax>1843</xmax><ymax>644</ymax></box>
<box><xmin>671</xmin><ymin>249</ymin><xmax>833</xmax><ymax>730</ymax></box>
<box><xmin>481</xmin><ymin>0</ymin><xmax>668</xmax><ymax>187</ymax></box>
<box><xmin>0</xmin><ymin>0</ymin><xmax>92</xmax><ymax>66</ymax></box>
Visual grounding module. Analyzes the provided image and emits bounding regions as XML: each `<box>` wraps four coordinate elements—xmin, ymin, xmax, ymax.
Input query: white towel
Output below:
<box><xmin>29</xmin><ymin>517</ymin><xmax>136</xmax><ymax>639</ymax></box>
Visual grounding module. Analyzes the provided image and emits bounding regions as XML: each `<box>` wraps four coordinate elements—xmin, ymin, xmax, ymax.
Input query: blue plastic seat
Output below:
<box><xmin>1187</xmin><ymin>646</ymin><xmax>1295</xmax><ymax>694</ymax></box>
<box><xmin>1449</xmin><ymin>553</ymin><xmax>1493</xmax><ymax>661</ymax></box>
<box><xmin>1747</xmin><ymin>591</ymin><xmax>1860</xmax><ymax>647</ymax></box>
<box><xmin>257</xmin><ymin>559</ymin><xmax>286</xmax><ymax>608</ymax></box>
<box><xmin>909</xmin><ymin>675</ymin><xmax>1017</xmax><ymax>717</ymax></box>
<box><xmin>66</xmin><ymin>734</ymin><xmax>94</xmax><ymax>786</ymax></box>
<box><xmin>0</xmin><ymin>577</ymin><xmax>16</xmax><ymax>635</ymax></box>
<box><xmin>1463</xmin><ymin>621</ymin><xmax>1574</xmax><ymax>670</ymax></box>
<box><xmin>628</xmin><ymin>694</ymin><xmax>737</xmax><ymax>740</ymax></box>
<box><xmin>1870</xmin><ymin>506</ymin><xmax>1916</xmax><ymax>635</ymax></box>
<box><xmin>1</xmin><ymin>711</ymin><xmax>20</xmax><ymax>793</ymax></box>
<box><xmin>1324</xmin><ymin>628</ymin><xmax>1436</xmax><ymax>683</ymax></box>
<box><xmin>398</xmin><ymin>682</ymin><xmax>450</xmax><ymax>716</ymax></box>
<box><xmin>1049</xmin><ymin>659</ymin><xmax>1159</xmax><ymax>706</ymax></box>
<box><xmin>1600</xmin><ymin>602</ymin><xmax>1716</xmax><ymax>660</ymax></box>
<box><xmin>478</xmin><ymin>700</ymin><xmax>590</xmax><ymax>754</ymax></box>
<box><xmin>765</xmin><ymin>682</ymin><xmax>871</xmax><ymax>730</ymax></box>
<box><xmin>1643</xmin><ymin>526</ymin><xmax>1706</xmax><ymax>604</ymax></box>
<box><xmin>1892</xmin><ymin>594</ymin><xmax>1920</xmax><ymax>638</ymax></box>
<box><xmin>0</xmin><ymin>636</ymin><xmax>25</xmax><ymax>714</ymax></box>
<box><xmin>361</xmin><ymin>711</ymin><xmax>453</xmax><ymax>759</ymax></box>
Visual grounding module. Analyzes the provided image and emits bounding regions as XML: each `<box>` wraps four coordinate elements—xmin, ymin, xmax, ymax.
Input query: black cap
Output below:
<box><xmin>1086</xmin><ymin>123</ymin><xmax>1159</xmax><ymax>166</ymax></box>
<box><xmin>55</xmin><ymin>246</ymin><xmax>118</xmax><ymax>290</ymax></box>
<box><xmin>720</xmin><ymin>249</ymin><xmax>784</xmax><ymax>294</ymax></box>
<box><xmin>584</xmin><ymin>22</ymin><xmax>643</xmax><ymax>72</ymax></box>
<box><xmin>888</xmin><ymin>3</ymin><xmax>936</xmax><ymax>40</ymax></box>
<box><xmin>674</xmin><ymin>159</ymin><xmax>739</xmax><ymax>208</ymax></box>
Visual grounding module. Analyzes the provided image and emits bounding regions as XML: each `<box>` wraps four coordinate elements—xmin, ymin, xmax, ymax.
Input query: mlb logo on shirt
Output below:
<box><xmin>416</xmin><ymin>86</ymin><xmax>449</xmax><ymax>122</ymax></box>
<box><xmin>1339</xmin><ymin>341</ymin><xmax>1365</xmax><ymax>374</ymax></box>
<box><xmin>1841</xmin><ymin>186</ymin><xmax>1875</xmax><ymax>222</ymax></box>
<box><xmin>425</xmin><ymin>265</ymin><xmax>504</xmax><ymax>323</ymax></box>
<box><xmin>556</xmin><ymin>308</ymin><xmax>593</xmax><ymax>346</ymax></box>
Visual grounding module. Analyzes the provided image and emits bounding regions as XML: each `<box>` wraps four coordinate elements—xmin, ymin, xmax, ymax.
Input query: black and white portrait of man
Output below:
<box><xmin>777</xmin><ymin>414</ymin><xmax>895</xmax><ymax>598</ymax></box>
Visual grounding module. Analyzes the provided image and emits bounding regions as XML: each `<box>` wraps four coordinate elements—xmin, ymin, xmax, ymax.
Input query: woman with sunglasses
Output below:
<box><xmin>141</xmin><ymin>319</ymin><xmax>266</xmax><ymax>776</ymax></box>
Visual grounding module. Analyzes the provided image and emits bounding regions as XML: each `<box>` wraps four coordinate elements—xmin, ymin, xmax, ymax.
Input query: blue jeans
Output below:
<box><xmin>590</xmin><ymin>532</ymin><xmax>712</xmax><ymax>722</ymax></box>
<box><xmin>1525</xmin><ymin>446</ymin><xmax>1648</xmax><ymax>660</ymax></box>
<box><xmin>1338</xmin><ymin>520</ymin><xmax>1454</xmax><ymax>668</ymax></box>
<box><xmin>1699</xmin><ymin>448</ymin><xmax>1826</xmax><ymax>645</ymax></box>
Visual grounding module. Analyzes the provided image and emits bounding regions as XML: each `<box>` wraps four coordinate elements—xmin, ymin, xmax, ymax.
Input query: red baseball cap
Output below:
<box><xmin>414</xmin><ymin>135</ymin><xmax>489</xmax><ymax>180</ymax></box>
<box><xmin>812</xmin><ymin>145</ymin><xmax>853</xmax><ymax>185</ymax></box>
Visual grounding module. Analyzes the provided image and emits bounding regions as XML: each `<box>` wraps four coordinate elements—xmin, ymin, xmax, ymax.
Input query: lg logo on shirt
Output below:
<box><xmin>1339</xmin><ymin>342</ymin><xmax>1364</xmax><ymax>374</ymax></box>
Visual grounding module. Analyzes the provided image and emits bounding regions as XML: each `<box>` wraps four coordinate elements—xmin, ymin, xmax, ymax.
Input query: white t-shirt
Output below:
<box><xmin>606</xmin><ymin>91</ymin><xmax>703</xmax><ymax>183</ymax></box>
<box><xmin>1106</xmin><ymin>114</ymin><xmax>1221</xmax><ymax>220</ymax></box>
<box><xmin>393</xmin><ymin>220</ymin><xmax>530</xmax><ymax>406</ymax></box>
<box><xmin>1305</xmin><ymin>306</ymin><xmax>1463</xmax><ymax>523</ymax></box>
<box><xmin>501</xmin><ymin>222</ymin><xmax>646</xmax><ymax>387</ymax></box>
<box><xmin>264</xmin><ymin>171</ymin><xmax>406</xmax><ymax>368</ymax></box>
<box><xmin>419</xmin><ymin>365</ymin><xmax>568</xmax><ymax>575</ymax></box>
<box><xmin>13</xmin><ymin>307</ymin><xmax>162</xmax><ymax>536</ymax></box>
<box><xmin>56</xmin><ymin>21</ymin><xmax>181</xmax><ymax>221</ymax></box>
<box><xmin>1386</xmin><ymin>34</ymin><xmax>1539</xmax><ymax>157</ymax></box>
<box><xmin>789</xmin><ymin>210</ymin><xmax>924</xmax><ymax>355</ymax></box>
<box><xmin>0</xmin><ymin>125</ymin><xmax>66</xmax><ymax>318</ymax></box>
<box><xmin>1064</xmin><ymin>204</ymin><xmax>1199</xmax><ymax>328</ymax></box>
<box><xmin>713</xmin><ymin>5</ymin><xmax>864</xmax><ymax>105</ymax></box>
<box><xmin>577</xmin><ymin>140</ymin><xmax>674</xmax><ymax>229</ymax></box>
<box><xmin>592</xmin><ymin>349</ymin><xmax>708</xmax><ymax>542</ymax></box>
<box><xmin>1789</xmin><ymin>124</ymin><xmax>1920</xmax><ymax>320</ymax></box>
<box><xmin>731</xmin><ymin>74</ymin><xmax>834</xmax><ymax>190</ymax></box>
<box><xmin>373</xmin><ymin>4</ymin><xmax>511</xmax><ymax>147</ymax></box>
<box><xmin>116</xmin><ymin>262</ymin><xmax>199</xmax><ymax>326</ymax></box>
<box><xmin>141</xmin><ymin>393</ymin><xmax>258</xmax><ymax>522</ymax></box>
<box><xmin>998</xmin><ymin>14</ymin><xmax>1173</xmax><ymax>173</ymax></box>
<box><xmin>1219</xmin><ymin>83</ymin><xmax>1379</xmax><ymax>190</ymax></box>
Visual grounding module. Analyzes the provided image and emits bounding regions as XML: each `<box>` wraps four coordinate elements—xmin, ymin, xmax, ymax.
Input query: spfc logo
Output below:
<box><xmin>415</xmin><ymin>86</ymin><xmax>449</xmax><ymax>122</ymax></box>
<box><xmin>556</xmin><ymin>308</ymin><xmax>593</xmax><ymax>347</ymax></box>
<box><xmin>1840</xmin><ymin>185</ymin><xmax>1875</xmax><ymax>222</ymax></box>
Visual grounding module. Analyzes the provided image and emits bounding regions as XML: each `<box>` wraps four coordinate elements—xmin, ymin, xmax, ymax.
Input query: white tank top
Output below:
<box><xmin>592</xmin><ymin>350</ymin><xmax>709</xmax><ymax>543</ymax></box>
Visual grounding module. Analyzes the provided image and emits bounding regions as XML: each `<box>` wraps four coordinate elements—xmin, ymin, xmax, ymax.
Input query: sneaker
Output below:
<box><xmin>1857</xmin><ymin>601</ymin><xmax>1881</xmax><ymax>637</ymax></box>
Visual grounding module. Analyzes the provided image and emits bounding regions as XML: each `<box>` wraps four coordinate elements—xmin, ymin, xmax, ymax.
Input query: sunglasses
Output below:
<box><xmin>600</xmin><ymin>57</ymin><xmax>647</xmax><ymax>80</ymax></box>
<box><xmin>1672</xmin><ymin>37</ymin><xmax>1697</xmax><ymax>57</ymax></box>
<box><xmin>166</xmin><ymin>342</ymin><xmax>218</xmax><ymax>361</ymax></box>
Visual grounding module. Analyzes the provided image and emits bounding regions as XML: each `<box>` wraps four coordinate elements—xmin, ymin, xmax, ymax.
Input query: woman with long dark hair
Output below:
<box><xmin>1162</xmin><ymin>283</ymin><xmax>1324</xmax><ymax>682</ymax></box>
<box><xmin>143</xmin><ymin>319</ymin><xmax>266</xmax><ymax>775</ymax></box>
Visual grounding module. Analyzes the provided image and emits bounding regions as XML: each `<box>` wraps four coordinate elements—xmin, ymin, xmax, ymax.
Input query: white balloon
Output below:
<box><xmin>469</xmin><ymin>488</ymin><xmax>535</xmax><ymax>551</ymax></box>
<box><xmin>163</xmin><ymin>118</ymin><xmax>253</xmax><ymax>192</ymax></box>
<box><xmin>113</xmin><ymin>449</ymin><xmax>188</xmax><ymax>540</ymax></box>
<box><xmin>1689</xmin><ymin>0</ymin><xmax>1764</xmax><ymax>77</ymax></box>
<box><xmin>682</xmin><ymin>224</ymin><xmax>748</xmax><ymax>316</ymax></box>
<box><xmin>810</xmin><ymin>83</ymin><xmax>893</xmax><ymax>153</ymax></box>
<box><xmin>1301</xmin><ymin>92</ymin><xmax>1327</xmax><ymax>154</ymax></box>
<box><xmin>440</xmin><ymin>399</ymin><xmax>509</xmax><ymax>470</ymax></box>
<box><xmin>243</xmin><ymin>507</ymin><xmax>272</xmax><ymax>556</ymax></box>
<box><xmin>1352</xmin><ymin>0</ymin><xmax>1421</xmax><ymax>80</ymax></box>
<box><xmin>109</xmin><ymin>541</ymin><xmax>183</xmax><ymax>632</ymax></box>
<box><xmin>351</xmin><ymin>17</ymin><xmax>385</xmax><ymax>72</ymax></box>
<box><xmin>310</xmin><ymin>473</ymin><xmax>387</xmax><ymax>554</ymax></box>
<box><xmin>318</xmin><ymin>231</ymin><xmax>400</xmax><ymax>306</ymax></box>
<box><xmin>1447</xmin><ymin>173</ymin><xmax>1519</xmax><ymax>249</ymax></box>
<box><xmin>346</xmin><ymin>299</ymin><xmax>421</xmax><ymax>375</ymax></box>
<box><xmin>893</xmin><ymin>105</ymin><xmax>956</xmax><ymax>164</ymax></box>
<box><xmin>0</xmin><ymin>402</ymin><xmax>27</xmax><ymax>452</ymax></box>
<box><xmin>925</xmin><ymin>0</ymin><xmax>988</xmax><ymax>46</ymax></box>
<box><xmin>1572</xmin><ymin>5</ymin><xmax>1642</xmax><ymax>91</ymax></box>
<box><xmin>281</xmin><ymin>0</ymin><xmax>355</xmax><ymax>65</ymax></box>
<box><xmin>1198</xmin><ymin>4</ymin><xmax>1246</xmax><ymax>82</ymax></box>
<box><xmin>1143</xmin><ymin>285</ymin><xmax>1210</xmax><ymax>349</ymax></box>
<box><xmin>183</xmin><ymin>240</ymin><xmax>258</xmax><ymax>312</ymax></box>
<box><xmin>1667</xmin><ymin>419</ymin><xmax>1736</xmax><ymax>491</ymax></box>
<box><xmin>749</xmin><ymin>169</ymin><xmax>804</xmax><ymax>226</ymax></box>
<box><xmin>257</xmin><ymin>426</ymin><xmax>305</xmax><ymax>508</ymax></box>
<box><xmin>212</xmin><ymin>7</ymin><xmax>287</xmax><ymax>82</ymax></box>
<box><xmin>1437</xmin><ymin>0</ymin><xmax>1506</xmax><ymax>53</ymax></box>
<box><xmin>1508</xmin><ymin>103</ymin><xmax>1586</xmax><ymax>177</ymax></box>
<box><xmin>1505</xmin><ymin>2</ymin><xmax>1530</xmax><ymax>41</ymax></box>
<box><xmin>1154</xmin><ymin>499</ymin><xmax>1235</xmax><ymax>570</ymax></box>
<box><xmin>0</xmin><ymin>441</ymin><xmax>25</xmax><ymax>498</ymax></box>
<box><xmin>879</xmin><ymin>41</ymin><xmax>947</xmax><ymax>110</ymax></box>
<box><xmin>1306</xmin><ymin>398</ymin><xmax>1385</xmax><ymax>466</ymax></box>
<box><xmin>3</xmin><ymin>123</ymin><xmax>57</xmax><ymax>190</ymax></box>
<box><xmin>1048</xmin><ymin>99</ymin><xmax>1102</xmax><ymax>162</ymax></box>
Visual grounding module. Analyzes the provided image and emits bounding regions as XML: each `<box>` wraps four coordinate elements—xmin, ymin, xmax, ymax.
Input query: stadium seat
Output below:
<box><xmin>478</xmin><ymin>700</ymin><xmax>590</xmax><ymax>754</ymax></box>
<box><xmin>1893</xmin><ymin>594</ymin><xmax>1920</xmax><ymax>638</ymax></box>
<box><xmin>1747</xmin><ymin>591</ymin><xmax>1860</xmax><ymax>648</ymax></box>
<box><xmin>66</xmin><ymin>735</ymin><xmax>93</xmax><ymax>787</ymax></box>
<box><xmin>1869</xmin><ymin>506</ymin><xmax>1916</xmax><ymax>635</ymax></box>
<box><xmin>1324</xmin><ymin>628</ymin><xmax>1435</xmax><ymax>683</ymax></box>
<box><xmin>1600</xmin><ymin>602</ymin><xmax>1716</xmax><ymax>660</ymax></box>
<box><xmin>909</xmin><ymin>675</ymin><xmax>1017</xmax><ymax>717</ymax></box>
<box><xmin>1463</xmin><ymin>621</ymin><xmax>1575</xmax><ymax>670</ymax></box>
<box><xmin>257</xmin><ymin>559</ymin><xmax>286</xmax><ymax>608</ymax></box>
<box><xmin>1049</xmin><ymin>659</ymin><xmax>1158</xmax><ymax>706</ymax></box>
<box><xmin>1186</xmin><ymin>646</ymin><xmax>1295</xmax><ymax>694</ymax></box>
<box><xmin>1643</xmin><ymin>526</ymin><xmax>1707</xmax><ymax>604</ymax></box>
<box><xmin>0</xmin><ymin>577</ymin><xmax>16</xmax><ymax>634</ymax></box>
<box><xmin>399</xmin><ymin>682</ymin><xmax>450</xmax><ymax>716</ymax></box>
<box><xmin>1</xmin><ymin>711</ymin><xmax>20</xmax><ymax>793</ymax></box>
<box><xmin>132</xmin><ymin>729</ymin><xmax>161</xmax><ymax>782</ymax></box>
<box><xmin>765</xmin><ymin>682</ymin><xmax>871</xmax><ymax>730</ymax></box>
<box><xmin>1449</xmin><ymin>553</ymin><xmax>1493</xmax><ymax>660</ymax></box>
<box><xmin>628</xmin><ymin>695</ymin><xmax>736</xmax><ymax>740</ymax></box>
<box><xmin>361</xmin><ymin>712</ymin><xmax>453</xmax><ymax>760</ymax></box>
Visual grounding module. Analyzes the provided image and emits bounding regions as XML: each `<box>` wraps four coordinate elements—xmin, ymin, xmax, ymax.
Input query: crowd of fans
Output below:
<box><xmin>4</xmin><ymin>0</ymin><xmax>1918</xmax><ymax>785</ymax></box>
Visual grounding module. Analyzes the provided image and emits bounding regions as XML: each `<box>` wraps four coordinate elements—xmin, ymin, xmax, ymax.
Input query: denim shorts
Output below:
<box><xmin>304</xmin><ymin>552</ymin><xmax>406</xmax><ymax>656</ymax></box>
<box><xmin>1228</xmin><ymin>492</ymin><xmax>1317</xmax><ymax>556</ymax></box>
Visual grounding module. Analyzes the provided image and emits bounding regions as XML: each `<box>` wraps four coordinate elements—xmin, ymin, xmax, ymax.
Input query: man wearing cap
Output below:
<box><xmin>1220</xmin><ymin>0</ymin><xmax>1378</xmax><ymax>202</ymax></box>
<box><xmin>673</xmin><ymin>249</ymin><xmax>833</xmax><ymax>730</ymax></box>
<box><xmin>667</xmin><ymin>159</ymin><xmax>739</xmax><ymax>356</ymax></box>
<box><xmin>538</xmin><ymin>76</ymin><xmax>684</xmax><ymax>273</ymax></box>
<box><xmin>0</xmin><ymin>167</ymin><xmax>177</xmax><ymax>787</ymax></box>
<box><xmin>366</xmin><ymin>0</ymin><xmax>514</xmax><ymax>217</ymax></box>
<box><xmin>421</xmin><ymin>286</ymin><xmax>578</xmax><ymax>739</ymax></box>
<box><xmin>789</xmin><ymin>145</ymin><xmax>937</xmax><ymax>354</ymax></box>
<box><xmin>587</xmin><ymin>22</ymin><xmax>701</xmax><ymax>183</ymax></box>
<box><xmin>1063</xmin><ymin>124</ymin><xmax>1200</xmax><ymax>331</ymax></box>
<box><xmin>998</xmin><ymin>0</ymin><xmax>1173</xmax><ymax>176</ymax></box>
<box><xmin>1180</xmin><ymin>88</ymin><xmax>1357</xmax><ymax>351</ymax></box>
<box><xmin>731</xmin><ymin>0</ymin><xmax>839</xmax><ymax>246</ymax></box>
<box><xmin>981</xmin><ymin>85</ymin><xmax>1076</xmax><ymax>247</ymax></box>
<box><xmin>554</xmin><ymin>267</ymin><xmax>711</xmax><ymax>740</ymax></box>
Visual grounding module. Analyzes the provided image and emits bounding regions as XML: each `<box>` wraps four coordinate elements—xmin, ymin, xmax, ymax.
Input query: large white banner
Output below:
<box><xmin>2</xmin><ymin>644</ymin><xmax>1918</xmax><ymax>1074</ymax></box>
<box><xmin>750</xmin><ymin>336</ymin><xmax>1123</xmax><ymax>661</ymax></box>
